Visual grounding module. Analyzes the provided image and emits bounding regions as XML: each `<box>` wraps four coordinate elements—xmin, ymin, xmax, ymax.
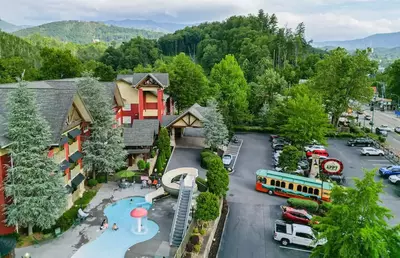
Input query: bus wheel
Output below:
<box><xmin>268</xmin><ymin>190</ymin><xmax>273</xmax><ymax>195</ymax></box>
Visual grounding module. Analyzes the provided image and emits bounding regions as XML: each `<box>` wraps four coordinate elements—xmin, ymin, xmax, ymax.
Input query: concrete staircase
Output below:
<box><xmin>169</xmin><ymin>176</ymin><xmax>195</xmax><ymax>246</ymax></box>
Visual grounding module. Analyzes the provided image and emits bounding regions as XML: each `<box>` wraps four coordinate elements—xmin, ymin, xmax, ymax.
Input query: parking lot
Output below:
<box><xmin>219</xmin><ymin>134</ymin><xmax>400</xmax><ymax>258</ymax></box>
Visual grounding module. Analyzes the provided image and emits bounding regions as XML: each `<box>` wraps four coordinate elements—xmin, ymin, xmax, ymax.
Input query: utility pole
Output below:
<box><xmin>370</xmin><ymin>105</ymin><xmax>375</xmax><ymax>132</ymax></box>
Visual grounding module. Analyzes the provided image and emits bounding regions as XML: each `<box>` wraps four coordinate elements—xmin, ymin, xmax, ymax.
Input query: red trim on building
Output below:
<box><xmin>77</xmin><ymin>135</ymin><xmax>82</xmax><ymax>169</ymax></box>
<box><xmin>48</xmin><ymin>149</ymin><xmax>54</xmax><ymax>158</ymax></box>
<box><xmin>145</xmin><ymin>103</ymin><xmax>158</xmax><ymax>109</ymax></box>
<box><xmin>157</xmin><ymin>89</ymin><xmax>163</xmax><ymax>122</ymax></box>
<box><xmin>139</xmin><ymin>88</ymin><xmax>144</xmax><ymax>120</ymax></box>
<box><xmin>64</xmin><ymin>143</ymin><xmax>70</xmax><ymax>180</ymax></box>
<box><xmin>0</xmin><ymin>154</ymin><xmax>15</xmax><ymax>234</ymax></box>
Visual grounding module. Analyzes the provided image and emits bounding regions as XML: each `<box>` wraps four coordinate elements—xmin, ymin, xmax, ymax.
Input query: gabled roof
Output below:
<box><xmin>123</xmin><ymin>119</ymin><xmax>160</xmax><ymax>147</ymax></box>
<box><xmin>163</xmin><ymin>103</ymin><xmax>209</xmax><ymax>128</ymax></box>
<box><xmin>103</xmin><ymin>82</ymin><xmax>124</xmax><ymax>107</ymax></box>
<box><xmin>117</xmin><ymin>73</ymin><xmax>169</xmax><ymax>88</ymax></box>
<box><xmin>0</xmin><ymin>79</ymin><xmax>92</xmax><ymax>148</ymax></box>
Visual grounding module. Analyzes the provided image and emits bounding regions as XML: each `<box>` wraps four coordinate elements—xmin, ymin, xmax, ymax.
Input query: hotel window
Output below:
<box><xmin>123</xmin><ymin>116</ymin><xmax>131</xmax><ymax>124</ymax></box>
<box><xmin>122</xmin><ymin>104</ymin><xmax>131</xmax><ymax>111</ymax></box>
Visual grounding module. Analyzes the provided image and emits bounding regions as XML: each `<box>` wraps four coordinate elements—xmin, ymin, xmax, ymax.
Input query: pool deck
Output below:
<box><xmin>15</xmin><ymin>182</ymin><xmax>178</xmax><ymax>258</ymax></box>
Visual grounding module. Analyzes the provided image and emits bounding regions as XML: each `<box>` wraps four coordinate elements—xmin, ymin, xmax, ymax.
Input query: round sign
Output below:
<box><xmin>321</xmin><ymin>158</ymin><xmax>344</xmax><ymax>175</ymax></box>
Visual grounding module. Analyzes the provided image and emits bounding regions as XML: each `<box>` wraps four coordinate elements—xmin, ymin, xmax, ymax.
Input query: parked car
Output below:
<box><xmin>356</xmin><ymin>110</ymin><xmax>364</xmax><ymax>115</ymax></box>
<box><xmin>307</xmin><ymin>156</ymin><xmax>328</xmax><ymax>162</ymax></box>
<box><xmin>395</xmin><ymin>127</ymin><xmax>400</xmax><ymax>134</ymax></box>
<box><xmin>272</xmin><ymin>138</ymin><xmax>290</xmax><ymax>147</ymax></box>
<box><xmin>273</xmin><ymin>143</ymin><xmax>291</xmax><ymax>150</ymax></box>
<box><xmin>270</xmin><ymin>135</ymin><xmax>280</xmax><ymax>142</ymax></box>
<box><xmin>298</xmin><ymin>159</ymin><xmax>310</xmax><ymax>170</ymax></box>
<box><xmin>376</xmin><ymin>128</ymin><xmax>388</xmax><ymax>137</ymax></box>
<box><xmin>379</xmin><ymin>165</ymin><xmax>400</xmax><ymax>178</ymax></box>
<box><xmin>281</xmin><ymin>206</ymin><xmax>316</xmax><ymax>225</ymax></box>
<box><xmin>360</xmin><ymin>147</ymin><xmax>384</xmax><ymax>156</ymax></box>
<box><xmin>304</xmin><ymin>145</ymin><xmax>325</xmax><ymax>152</ymax></box>
<box><xmin>347</xmin><ymin>138</ymin><xmax>374</xmax><ymax>147</ymax></box>
<box><xmin>273</xmin><ymin>220</ymin><xmax>326</xmax><ymax>247</ymax></box>
<box><xmin>377</xmin><ymin>124</ymin><xmax>393</xmax><ymax>132</ymax></box>
<box><xmin>364</xmin><ymin>115</ymin><xmax>371</xmax><ymax>120</ymax></box>
<box><xmin>306</xmin><ymin>149</ymin><xmax>329</xmax><ymax>158</ymax></box>
<box><xmin>222</xmin><ymin>154</ymin><xmax>233</xmax><ymax>167</ymax></box>
<box><xmin>389</xmin><ymin>174</ymin><xmax>400</xmax><ymax>185</ymax></box>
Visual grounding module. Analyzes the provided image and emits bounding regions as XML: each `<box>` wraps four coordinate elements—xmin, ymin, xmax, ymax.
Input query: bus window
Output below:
<box><xmin>302</xmin><ymin>186</ymin><xmax>308</xmax><ymax>193</ymax></box>
<box><xmin>308</xmin><ymin>187</ymin><xmax>313</xmax><ymax>194</ymax></box>
<box><xmin>270</xmin><ymin>179</ymin><xmax>275</xmax><ymax>186</ymax></box>
<box><xmin>276</xmin><ymin>181</ymin><xmax>281</xmax><ymax>187</ymax></box>
<box><xmin>262</xmin><ymin>177</ymin><xmax>266</xmax><ymax>184</ymax></box>
<box><xmin>257</xmin><ymin>176</ymin><xmax>262</xmax><ymax>183</ymax></box>
<box><xmin>281</xmin><ymin>182</ymin><xmax>286</xmax><ymax>188</ymax></box>
<box><xmin>314</xmin><ymin>189</ymin><xmax>319</xmax><ymax>195</ymax></box>
<box><xmin>297</xmin><ymin>185</ymin><xmax>302</xmax><ymax>191</ymax></box>
<box><xmin>289</xmin><ymin>183</ymin><xmax>293</xmax><ymax>190</ymax></box>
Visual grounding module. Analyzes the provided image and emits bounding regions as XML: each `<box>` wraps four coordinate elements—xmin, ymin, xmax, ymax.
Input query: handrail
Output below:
<box><xmin>182</xmin><ymin>177</ymin><xmax>195</xmax><ymax>239</ymax></box>
<box><xmin>169</xmin><ymin>175</ymin><xmax>184</xmax><ymax>245</ymax></box>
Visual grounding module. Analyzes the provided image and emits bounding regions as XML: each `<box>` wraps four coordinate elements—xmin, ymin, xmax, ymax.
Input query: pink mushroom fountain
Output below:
<box><xmin>130</xmin><ymin>207</ymin><xmax>148</xmax><ymax>233</ymax></box>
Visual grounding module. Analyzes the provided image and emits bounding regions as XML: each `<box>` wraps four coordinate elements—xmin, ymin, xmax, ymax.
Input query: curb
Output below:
<box><xmin>164</xmin><ymin>146</ymin><xmax>176</xmax><ymax>172</ymax></box>
<box><xmin>216</xmin><ymin>204</ymin><xmax>230</xmax><ymax>258</ymax></box>
<box><xmin>227</xmin><ymin>139</ymin><xmax>243</xmax><ymax>175</ymax></box>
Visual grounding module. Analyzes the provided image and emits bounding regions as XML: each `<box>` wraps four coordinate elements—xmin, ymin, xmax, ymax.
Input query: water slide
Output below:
<box><xmin>143</xmin><ymin>167</ymin><xmax>199</xmax><ymax>204</ymax></box>
<box><xmin>161</xmin><ymin>167</ymin><xmax>199</xmax><ymax>196</ymax></box>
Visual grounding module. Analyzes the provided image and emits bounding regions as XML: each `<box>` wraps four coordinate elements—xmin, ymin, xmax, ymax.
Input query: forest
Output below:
<box><xmin>13</xmin><ymin>20</ymin><xmax>164</xmax><ymax>44</ymax></box>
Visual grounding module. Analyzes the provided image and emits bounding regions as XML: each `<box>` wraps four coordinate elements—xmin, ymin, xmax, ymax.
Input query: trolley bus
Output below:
<box><xmin>255</xmin><ymin>169</ymin><xmax>333</xmax><ymax>202</ymax></box>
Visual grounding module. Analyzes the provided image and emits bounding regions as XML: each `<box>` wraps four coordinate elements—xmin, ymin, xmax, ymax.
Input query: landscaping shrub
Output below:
<box><xmin>232</xmin><ymin>125</ymin><xmax>275</xmax><ymax>133</ymax></box>
<box><xmin>287</xmin><ymin>198</ymin><xmax>319</xmax><ymax>213</ymax></box>
<box><xmin>194</xmin><ymin>244</ymin><xmax>201</xmax><ymax>253</ymax></box>
<box><xmin>137</xmin><ymin>160</ymin><xmax>146</xmax><ymax>171</ymax></box>
<box><xmin>193</xmin><ymin>227</ymin><xmax>199</xmax><ymax>234</ymax></box>
<box><xmin>196</xmin><ymin>177</ymin><xmax>208</xmax><ymax>192</ymax></box>
<box><xmin>319</xmin><ymin>201</ymin><xmax>332</xmax><ymax>213</ymax></box>
<box><xmin>200</xmin><ymin>149</ymin><xmax>214</xmax><ymax>168</ymax></box>
<box><xmin>190</xmin><ymin>234</ymin><xmax>200</xmax><ymax>245</ymax></box>
<box><xmin>186</xmin><ymin>243</ymin><xmax>194</xmax><ymax>252</ymax></box>
<box><xmin>53</xmin><ymin>190</ymin><xmax>97</xmax><ymax>232</ymax></box>
<box><xmin>199</xmin><ymin>228</ymin><xmax>206</xmax><ymax>235</ymax></box>
<box><xmin>150</xmin><ymin>149</ymin><xmax>156</xmax><ymax>158</ymax></box>
<box><xmin>87</xmin><ymin>179</ymin><xmax>98</xmax><ymax>187</ymax></box>
<box><xmin>97</xmin><ymin>174</ymin><xmax>107</xmax><ymax>183</ymax></box>
<box><xmin>155</xmin><ymin>152</ymin><xmax>166</xmax><ymax>173</ymax></box>
<box><xmin>145</xmin><ymin>162</ymin><xmax>150</xmax><ymax>171</ymax></box>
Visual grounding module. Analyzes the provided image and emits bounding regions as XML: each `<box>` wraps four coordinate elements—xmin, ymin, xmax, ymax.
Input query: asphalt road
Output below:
<box><xmin>165</xmin><ymin>147</ymin><xmax>206</xmax><ymax>178</ymax></box>
<box><xmin>363</xmin><ymin>109</ymin><xmax>400</xmax><ymax>153</ymax></box>
<box><xmin>326</xmin><ymin>139</ymin><xmax>400</xmax><ymax>226</ymax></box>
<box><xmin>218</xmin><ymin>134</ymin><xmax>400</xmax><ymax>258</ymax></box>
<box><xmin>218</xmin><ymin>133</ymin><xmax>310</xmax><ymax>258</ymax></box>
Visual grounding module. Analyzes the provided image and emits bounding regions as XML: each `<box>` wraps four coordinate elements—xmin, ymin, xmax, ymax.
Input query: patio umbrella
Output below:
<box><xmin>115</xmin><ymin>170</ymin><xmax>136</xmax><ymax>179</ymax></box>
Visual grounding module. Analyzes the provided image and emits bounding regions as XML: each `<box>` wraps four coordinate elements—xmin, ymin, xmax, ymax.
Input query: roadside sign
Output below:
<box><xmin>321</xmin><ymin>158</ymin><xmax>344</xmax><ymax>175</ymax></box>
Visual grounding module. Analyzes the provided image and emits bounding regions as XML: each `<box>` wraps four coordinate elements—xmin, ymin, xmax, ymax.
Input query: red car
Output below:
<box><xmin>281</xmin><ymin>205</ymin><xmax>316</xmax><ymax>225</ymax></box>
<box><xmin>306</xmin><ymin>149</ymin><xmax>329</xmax><ymax>158</ymax></box>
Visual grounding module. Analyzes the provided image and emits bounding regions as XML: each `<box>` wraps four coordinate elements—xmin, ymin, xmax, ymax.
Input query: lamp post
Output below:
<box><xmin>370</xmin><ymin>105</ymin><xmax>375</xmax><ymax>132</ymax></box>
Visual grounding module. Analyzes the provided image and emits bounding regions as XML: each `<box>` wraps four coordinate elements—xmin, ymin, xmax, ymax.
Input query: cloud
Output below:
<box><xmin>0</xmin><ymin>0</ymin><xmax>399</xmax><ymax>41</ymax></box>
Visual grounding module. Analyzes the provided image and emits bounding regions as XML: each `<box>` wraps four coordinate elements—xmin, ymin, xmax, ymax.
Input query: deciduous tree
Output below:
<box><xmin>277</xmin><ymin>146</ymin><xmax>302</xmax><ymax>172</ymax></box>
<box><xmin>210</xmin><ymin>54</ymin><xmax>249</xmax><ymax>128</ymax></box>
<box><xmin>5</xmin><ymin>80</ymin><xmax>67</xmax><ymax>235</ymax></box>
<box><xmin>312</xmin><ymin>169</ymin><xmax>400</xmax><ymax>258</ymax></box>
<box><xmin>77</xmin><ymin>74</ymin><xmax>126</xmax><ymax>179</ymax></box>
<box><xmin>93</xmin><ymin>63</ymin><xmax>117</xmax><ymax>82</ymax></box>
<box><xmin>39</xmin><ymin>47</ymin><xmax>82</xmax><ymax>79</ymax></box>
<box><xmin>312</xmin><ymin>48</ymin><xmax>377</xmax><ymax>126</ymax></box>
<box><xmin>203</xmin><ymin>99</ymin><xmax>229</xmax><ymax>151</ymax></box>
<box><xmin>206</xmin><ymin>158</ymin><xmax>229</xmax><ymax>197</ymax></box>
<box><xmin>195</xmin><ymin>192</ymin><xmax>220</xmax><ymax>222</ymax></box>
<box><xmin>167</xmin><ymin>53</ymin><xmax>210</xmax><ymax>111</ymax></box>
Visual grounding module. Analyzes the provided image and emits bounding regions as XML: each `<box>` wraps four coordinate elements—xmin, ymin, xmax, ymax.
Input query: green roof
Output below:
<box><xmin>256</xmin><ymin>169</ymin><xmax>333</xmax><ymax>190</ymax></box>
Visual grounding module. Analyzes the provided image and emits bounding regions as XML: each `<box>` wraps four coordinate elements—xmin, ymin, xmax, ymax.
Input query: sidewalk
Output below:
<box><xmin>15</xmin><ymin>183</ymin><xmax>154</xmax><ymax>258</ymax></box>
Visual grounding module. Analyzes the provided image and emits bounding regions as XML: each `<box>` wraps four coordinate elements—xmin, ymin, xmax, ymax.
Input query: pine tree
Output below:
<box><xmin>77</xmin><ymin>74</ymin><xmax>127</xmax><ymax>179</ymax></box>
<box><xmin>5</xmin><ymin>80</ymin><xmax>67</xmax><ymax>235</ymax></box>
<box><xmin>203</xmin><ymin>98</ymin><xmax>229</xmax><ymax>151</ymax></box>
<box><xmin>157</xmin><ymin>127</ymin><xmax>171</xmax><ymax>159</ymax></box>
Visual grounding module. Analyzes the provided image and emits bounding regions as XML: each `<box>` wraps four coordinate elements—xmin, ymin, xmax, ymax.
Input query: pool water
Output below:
<box><xmin>72</xmin><ymin>197</ymin><xmax>159</xmax><ymax>258</ymax></box>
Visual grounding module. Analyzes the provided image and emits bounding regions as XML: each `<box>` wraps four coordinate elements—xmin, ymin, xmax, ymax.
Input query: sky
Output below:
<box><xmin>0</xmin><ymin>0</ymin><xmax>399</xmax><ymax>41</ymax></box>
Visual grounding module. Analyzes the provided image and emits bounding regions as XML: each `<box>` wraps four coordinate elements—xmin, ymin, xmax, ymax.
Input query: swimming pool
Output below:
<box><xmin>72</xmin><ymin>197</ymin><xmax>159</xmax><ymax>258</ymax></box>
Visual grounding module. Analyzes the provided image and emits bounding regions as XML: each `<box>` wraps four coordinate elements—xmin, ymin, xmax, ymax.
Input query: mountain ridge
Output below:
<box><xmin>314</xmin><ymin>31</ymin><xmax>400</xmax><ymax>50</ymax></box>
<box><xmin>103</xmin><ymin>19</ymin><xmax>194</xmax><ymax>33</ymax></box>
<box><xmin>0</xmin><ymin>19</ymin><xmax>30</xmax><ymax>33</ymax></box>
<box><xmin>12</xmin><ymin>20</ymin><xmax>164</xmax><ymax>44</ymax></box>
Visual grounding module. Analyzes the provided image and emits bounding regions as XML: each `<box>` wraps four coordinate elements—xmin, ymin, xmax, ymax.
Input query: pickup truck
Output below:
<box><xmin>273</xmin><ymin>220</ymin><xmax>326</xmax><ymax>247</ymax></box>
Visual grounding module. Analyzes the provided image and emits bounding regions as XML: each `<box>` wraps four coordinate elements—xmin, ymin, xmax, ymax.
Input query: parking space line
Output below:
<box><xmin>279</xmin><ymin>246</ymin><xmax>313</xmax><ymax>253</ymax></box>
<box><xmin>231</xmin><ymin>139</ymin><xmax>243</xmax><ymax>169</ymax></box>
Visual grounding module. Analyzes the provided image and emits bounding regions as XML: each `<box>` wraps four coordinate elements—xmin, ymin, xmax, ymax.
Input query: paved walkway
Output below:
<box><xmin>15</xmin><ymin>183</ymin><xmax>156</xmax><ymax>258</ymax></box>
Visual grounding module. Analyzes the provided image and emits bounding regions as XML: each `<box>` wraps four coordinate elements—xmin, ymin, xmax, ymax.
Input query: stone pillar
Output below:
<box><xmin>139</xmin><ymin>88</ymin><xmax>144</xmax><ymax>120</ymax></box>
<box><xmin>157</xmin><ymin>89</ymin><xmax>163</xmax><ymax>122</ymax></box>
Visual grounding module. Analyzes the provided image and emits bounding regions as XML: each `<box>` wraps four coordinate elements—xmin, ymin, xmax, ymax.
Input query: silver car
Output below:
<box><xmin>222</xmin><ymin>154</ymin><xmax>233</xmax><ymax>167</ymax></box>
